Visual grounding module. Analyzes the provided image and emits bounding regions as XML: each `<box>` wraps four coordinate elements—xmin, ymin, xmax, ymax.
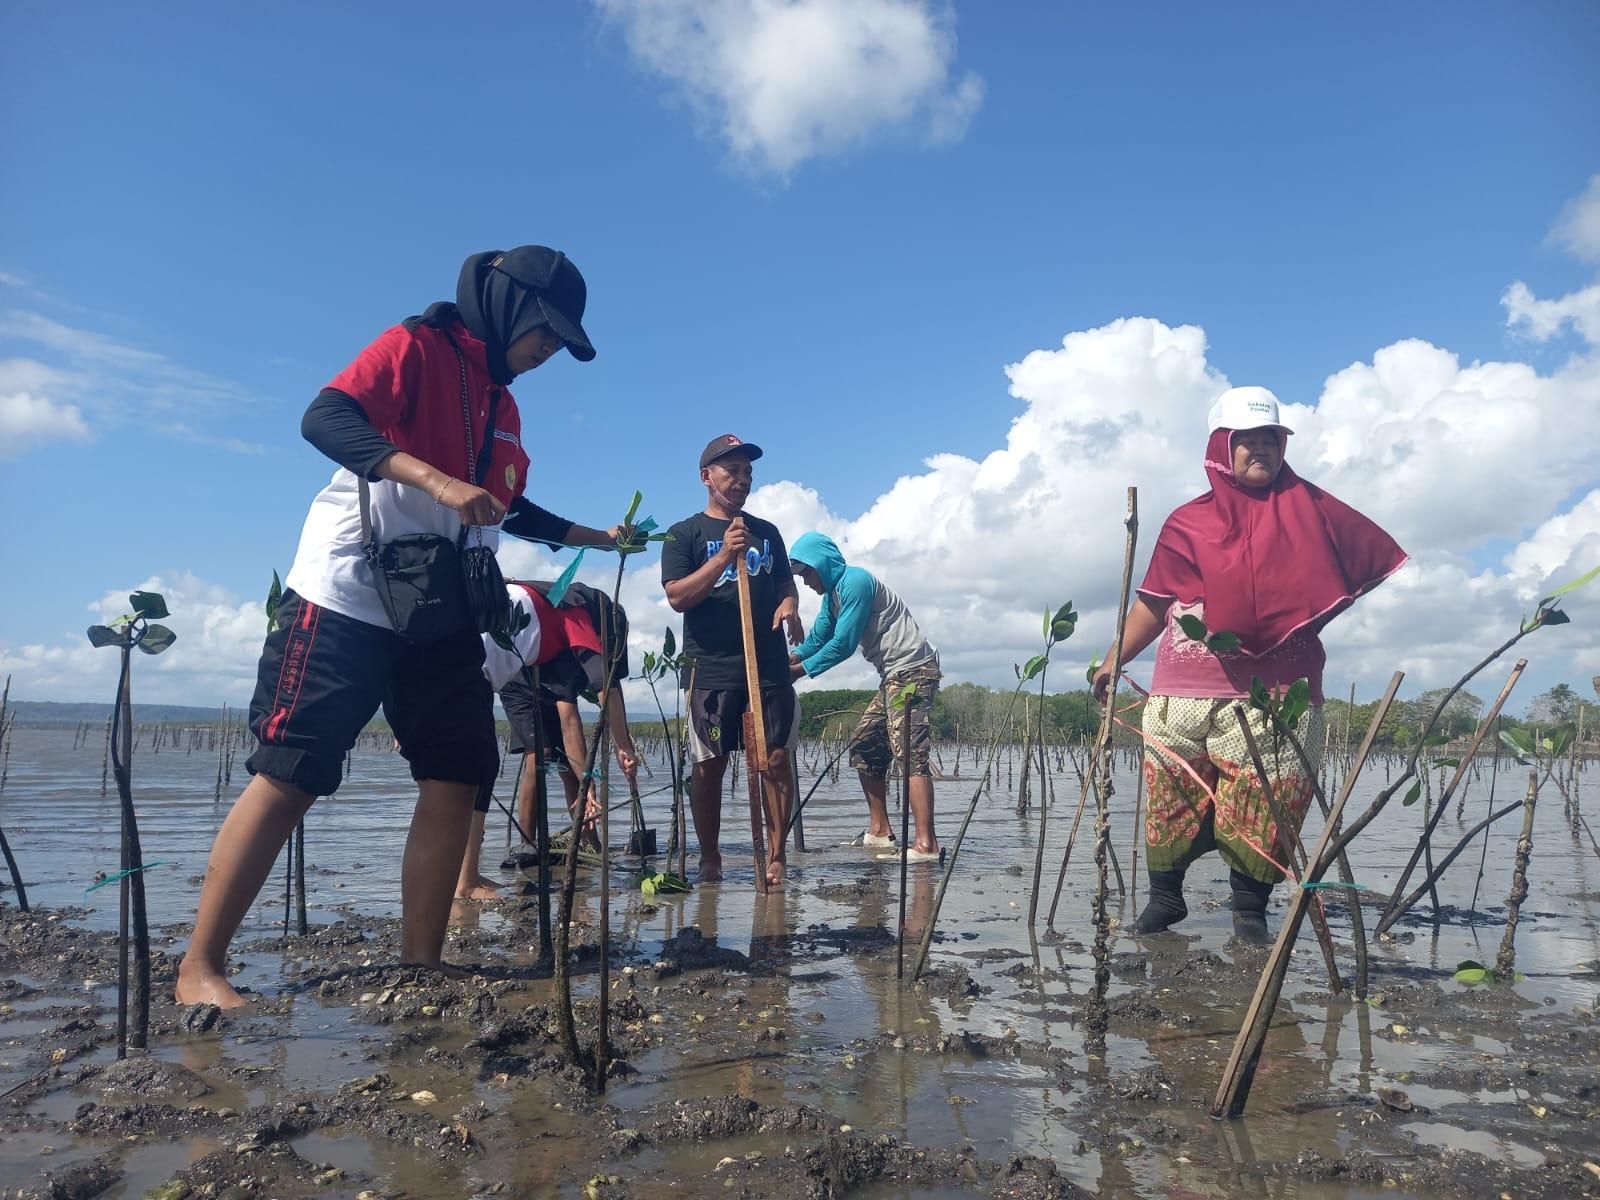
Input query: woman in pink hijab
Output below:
<box><xmin>1092</xmin><ymin>387</ymin><xmax>1407</xmax><ymax>943</ymax></box>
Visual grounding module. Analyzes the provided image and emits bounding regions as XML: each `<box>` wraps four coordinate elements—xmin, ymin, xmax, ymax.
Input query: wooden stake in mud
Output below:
<box><xmin>1086</xmin><ymin>488</ymin><xmax>1138</xmax><ymax>1048</ymax></box>
<box><xmin>529</xmin><ymin>666</ymin><xmax>553</xmax><ymax>962</ymax></box>
<box><xmin>293</xmin><ymin>819</ymin><xmax>308</xmax><ymax>936</ymax></box>
<box><xmin>1234</xmin><ymin>708</ymin><xmax>1342</xmax><ymax>994</ymax></box>
<box><xmin>896</xmin><ymin>687</ymin><xmax>913</xmax><ymax>978</ymax></box>
<box><xmin>734</xmin><ymin>520</ymin><xmax>771</xmax><ymax>895</ymax></box>
<box><xmin>0</xmin><ymin>818</ymin><xmax>26</xmax><ymax>912</ymax></box>
<box><xmin>1494</xmin><ymin>770</ymin><xmax>1538</xmax><ymax>980</ymax></box>
<box><xmin>1211</xmin><ymin>672</ymin><xmax>1402</xmax><ymax>1119</ymax></box>
<box><xmin>678</xmin><ymin>660</ymin><xmax>696</xmax><ymax>881</ymax></box>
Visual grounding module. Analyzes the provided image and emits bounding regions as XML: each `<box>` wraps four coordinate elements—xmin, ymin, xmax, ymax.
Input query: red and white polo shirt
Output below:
<box><xmin>285</xmin><ymin>320</ymin><xmax>531</xmax><ymax>628</ymax></box>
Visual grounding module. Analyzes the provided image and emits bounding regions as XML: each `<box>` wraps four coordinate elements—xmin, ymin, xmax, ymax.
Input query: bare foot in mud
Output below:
<box><xmin>174</xmin><ymin>960</ymin><xmax>249</xmax><ymax>1010</ymax></box>
<box><xmin>455</xmin><ymin>876</ymin><xmax>502</xmax><ymax>901</ymax></box>
<box><xmin>699</xmin><ymin>855</ymin><xmax>724</xmax><ymax>883</ymax></box>
<box><xmin>766</xmin><ymin>852</ymin><xmax>786</xmax><ymax>888</ymax></box>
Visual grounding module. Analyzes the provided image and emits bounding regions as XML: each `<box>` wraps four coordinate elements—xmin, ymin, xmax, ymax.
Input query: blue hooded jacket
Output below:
<box><xmin>790</xmin><ymin>532</ymin><xmax>937</xmax><ymax>680</ymax></box>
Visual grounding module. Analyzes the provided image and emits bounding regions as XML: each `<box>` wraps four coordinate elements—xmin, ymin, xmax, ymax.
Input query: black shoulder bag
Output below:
<box><xmin>359</xmin><ymin>332</ymin><xmax>511</xmax><ymax>645</ymax></box>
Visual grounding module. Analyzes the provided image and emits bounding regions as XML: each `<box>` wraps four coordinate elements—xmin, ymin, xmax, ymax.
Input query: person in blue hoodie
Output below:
<box><xmin>788</xmin><ymin>533</ymin><xmax>943</xmax><ymax>861</ymax></box>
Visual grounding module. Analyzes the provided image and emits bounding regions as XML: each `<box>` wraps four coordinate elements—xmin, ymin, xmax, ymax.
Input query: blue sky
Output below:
<box><xmin>3</xmin><ymin>1</ymin><xmax>1599</xmax><ymax>708</ymax></box>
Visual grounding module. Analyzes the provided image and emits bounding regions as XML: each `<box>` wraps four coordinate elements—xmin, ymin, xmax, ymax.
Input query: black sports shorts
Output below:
<box><xmin>686</xmin><ymin>684</ymin><xmax>798</xmax><ymax>764</ymax></box>
<box><xmin>246</xmin><ymin>590</ymin><xmax>498</xmax><ymax>798</ymax></box>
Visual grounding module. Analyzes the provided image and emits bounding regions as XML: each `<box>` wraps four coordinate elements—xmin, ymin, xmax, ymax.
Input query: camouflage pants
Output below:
<box><xmin>849</xmin><ymin>663</ymin><xmax>941</xmax><ymax>779</ymax></box>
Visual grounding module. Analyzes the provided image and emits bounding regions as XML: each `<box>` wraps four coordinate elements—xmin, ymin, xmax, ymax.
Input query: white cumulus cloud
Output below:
<box><xmin>0</xmin><ymin>357</ymin><xmax>90</xmax><ymax>456</ymax></box>
<box><xmin>593</xmin><ymin>0</ymin><xmax>983</xmax><ymax>175</ymax></box>
<box><xmin>1551</xmin><ymin>172</ymin><xmax>1600</xmax><ymax>263</ymax></box>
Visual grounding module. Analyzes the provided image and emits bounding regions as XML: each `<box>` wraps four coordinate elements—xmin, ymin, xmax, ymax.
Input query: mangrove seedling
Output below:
<box><xmin>912</xmin><ymin>595</ymin><xmax>1078</xmax><ymax>981</ymax></box>
<box><xmin>86</xmin><ymin>589</ymin><xmax>177</xmax><ymax>1056</ymax></box>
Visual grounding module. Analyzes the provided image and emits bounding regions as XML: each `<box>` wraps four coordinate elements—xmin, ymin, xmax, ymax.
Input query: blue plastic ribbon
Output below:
<box><xmin>546</xmin><ymin>516</ymin><xmax>659</xmax><ymax>605</ymax></box>
<box><xmin>85</xmin><ymin>859</ymin><xmax>171</xmax><ymax>898</ymax></box>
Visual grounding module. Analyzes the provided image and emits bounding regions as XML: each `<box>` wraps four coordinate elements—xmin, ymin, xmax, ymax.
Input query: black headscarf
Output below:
<box><xmin>455</xmin><ymin>251</ymin><xmax>549</xmax><ymax>386</ymax></box>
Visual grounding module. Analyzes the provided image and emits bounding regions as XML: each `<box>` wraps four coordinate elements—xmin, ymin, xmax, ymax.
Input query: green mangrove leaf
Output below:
<box><xmin>1021</xmin><ymin>653</ymin><xmax>1048</xmax><ymax>683</ymax></box>
<box><xmin>1545</xmin><ymin>727</ymin><xmax>1575</xmax><ymax>758</ymax></box>
<box><xmin>1434</xmin><ymin>757</ymin><xmax>1460</xmax><ymax>769</ymax></box>
<box><xmin>1503</xmin><ymin>728</ymin><xmax>1535</xmax><ymax>756</ymax></box>
<box><xmin>138</xmin><ymin>624</ymin><xmax>177</xmax><ymax>655</ymax></box>
<box><xmin>1538</xmin><ymin>607</ymin><xmax>1572</xmax><ymax>627</ymax></box>
<box><xmin>1281</xmin><ymin>678</ymin><xmax>1311</xmax><ymax>728</ymax></box>
<box><xmin>1177</xmin><ymin>614</ymin><xmax>1208</xmax><ymax>642</ymax></box>
<box><xmin>1248</xmin><ymin>677</ymin><xmax>1274</xmax><ymax>713</ymax></box>
<box><xmin>663</xmin><ymin>627</ymin><xmax>676</xmax><ymax>658</ymax></box>
<box><xmin>1042</xmin><ymin>607</ymin><xmax>1051</xmax><ymax>639</ymax></box>
<box><xmin>1206</xmin><ymin>631</ymin><xmax>1241</xmax><ymax>655</ymax></box>
<box><xmin>86</xmin><ymin>624</ymin><xmax>123</xmax><ymax>649</ymax></box>
<box><xmin>265</xmin><ymin>569</ymin><xmax>284</xmax><ymax>633</ymax></box>
<box><xmin>1052</xmin><ymin>617</ymin><xmax>1077</xmax><ymax>641</ymax></box>
<box><xmin>623</xmin><ymin>490</ymin><xmax>643</xmax><ymax>528</ymax></box>
<box><xmin>1401</xmin><ymin>780</ymin><xmax>1422</xmax><ymax>807</ymax></box>
<box><xmin>1546</xmin><ymin>563</ymin><xmax>1600</xmax><ymax>599</ymax></box>
<box><xmin>130</xmin><ymin>590</ymin><xmax>169</xmax><ymax>620</ymax></box>
<box><xmin>1497</xmin><ymin>731</ymin><xmax>1532</xmax><ymax>763</ymax></box>
<box><xmin>1453</xmin><ymin>966</ymin><xmax>1491</xmax><ymax>984</ymax></box>
<box><xmin>1085</xmin><ymin>654</ymin><xmax>1103</xmax><ymax>686</ymax></box>
<box><xmin>1051</xmin><ymin>601</ymin><xmax>1076</xmax><ymax>629</ymax></box>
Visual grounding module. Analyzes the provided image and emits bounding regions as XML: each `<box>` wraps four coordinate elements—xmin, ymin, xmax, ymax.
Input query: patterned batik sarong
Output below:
<box><xmin>1140</xmin><ymin>694</ymin><xmax>1325</xmax><ymax>884</ymax></box>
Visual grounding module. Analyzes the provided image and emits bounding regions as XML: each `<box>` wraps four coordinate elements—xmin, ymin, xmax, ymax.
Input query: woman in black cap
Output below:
<box><xmin>176</xmin><ymin>247</ymin><xmax>614</xmax><ymax>1008</ymax></box>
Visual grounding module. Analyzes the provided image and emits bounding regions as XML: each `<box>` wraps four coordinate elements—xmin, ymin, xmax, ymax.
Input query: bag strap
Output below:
<box><xmin>437</xmin><ymin>327</ymin><xmax>502</xmax><ymax>487</ymax></box>
<box><xmin>358</xmin><ymin>474</ymin><xmax>375</xmax><ymax>555</ymax></box>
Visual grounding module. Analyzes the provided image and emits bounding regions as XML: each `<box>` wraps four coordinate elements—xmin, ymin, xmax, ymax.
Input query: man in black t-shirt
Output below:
<box><xmin>661</xmin><ymin>434</ymin><xmax>804</xmax><ymax>886</ymax></box>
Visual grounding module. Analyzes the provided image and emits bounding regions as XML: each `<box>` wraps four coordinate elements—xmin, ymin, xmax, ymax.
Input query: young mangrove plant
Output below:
<box><xmin>86</xmin><ymin>589</ymin><xmax>177</xmax><ymax>1056</ymax></box>
<box><xmin>639</xmin><ymin>631</ymin><xmax>690</xmax><ymax>877</ymax></box>
<box><xmin>551</xmin><ymin>491</ymin><xmax>666</xmax><ymax>1091</ymax></box>
<box><xmin>911</xmin><ymin>595</ymin><xmax>1077</xmax><ymax>982</ymax></box>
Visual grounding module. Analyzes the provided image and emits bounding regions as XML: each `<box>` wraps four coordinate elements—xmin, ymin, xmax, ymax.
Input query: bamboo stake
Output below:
<box><xmin>734</xmin><ymin>522</ymin><xmax>770</xmax><ymax>895</ymax></box>
<box><xmin>1234</xmin><ymin>708</ymin><xmax>1341</xmax><ymax>993</ymax></box>
<box><xmin>1210</xmin><ymin>672</ymin><xmax>1402</xmax><ymax>1119</ymax></box>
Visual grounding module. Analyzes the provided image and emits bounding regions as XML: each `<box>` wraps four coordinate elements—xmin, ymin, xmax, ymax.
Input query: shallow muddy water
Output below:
<box><xmin>1</xmin><ymin>725</ymin><xmax>1597</xmax><ymax>1198</ymax></box>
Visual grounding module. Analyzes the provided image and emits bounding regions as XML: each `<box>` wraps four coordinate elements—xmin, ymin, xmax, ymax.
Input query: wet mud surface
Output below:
<box><xmin>2</xmin><ymin>728</ymin><xmax>1599</xmax><ymax>1197</ymax></box>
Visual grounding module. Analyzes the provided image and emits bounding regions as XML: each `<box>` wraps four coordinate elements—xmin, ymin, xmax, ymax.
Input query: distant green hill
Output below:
<box><xmin>7</xmin><ymin>700</ymin><xmax>236</xmax><ymax>727</ymax></box>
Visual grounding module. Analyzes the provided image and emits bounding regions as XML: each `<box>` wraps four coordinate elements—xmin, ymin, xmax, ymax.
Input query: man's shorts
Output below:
<box><xmin>500</xmin><ymin>670</ymin><xmax>574</xmax><ymax>772</ymax></box>
<box><xmin>849</xmin><ymin>662</ymin><xmax>941</xmax><ymax>779</ymax></box>
<box><xmin>687</xmin><ymin>684</ymin><xmax>799</xmax><ymax>764</ymax></box>
<box><xmin>246</xmin><ymin>590</ymin><xmax>498</xmax><ymax>798</ymax></box>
